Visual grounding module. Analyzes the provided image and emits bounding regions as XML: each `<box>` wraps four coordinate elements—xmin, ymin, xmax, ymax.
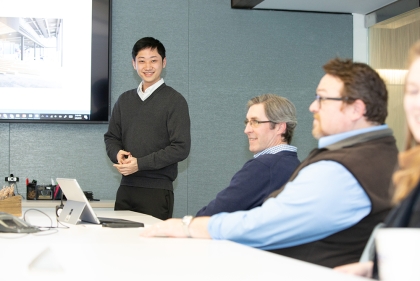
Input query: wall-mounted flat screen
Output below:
<box><xmin>0</xmin><ymin>0</ymin><xmax>111</xmax><ymax>123</ymax></box>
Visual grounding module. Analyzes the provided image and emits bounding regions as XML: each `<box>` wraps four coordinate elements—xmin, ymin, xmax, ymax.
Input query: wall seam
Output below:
<box><xmin>187</xmin><ymin>0</ymin><xmax>190</xmax><ymax>215</ymax></box>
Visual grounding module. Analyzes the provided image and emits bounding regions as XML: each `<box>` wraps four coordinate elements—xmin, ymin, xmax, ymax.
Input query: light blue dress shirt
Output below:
<box><xmin>208</xmin><ymin>125</ymin><xmax>388</xmax><ymax>250</ymax></box>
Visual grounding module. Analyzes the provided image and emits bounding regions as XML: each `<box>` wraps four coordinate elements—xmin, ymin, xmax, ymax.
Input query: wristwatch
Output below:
<box><xmin>182</xmin><ymin>215</ymin><xmax>194</xmax><ymax>238</ymax></box>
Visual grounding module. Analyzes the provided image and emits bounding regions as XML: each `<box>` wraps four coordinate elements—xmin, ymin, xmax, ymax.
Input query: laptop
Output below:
<box><xmin>56</xmin><ymin>178</ymin><xmax>144</xmax><ymax>227</ymax></box>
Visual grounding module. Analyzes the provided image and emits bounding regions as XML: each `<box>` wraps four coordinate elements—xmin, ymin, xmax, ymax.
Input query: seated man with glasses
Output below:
<box><xmin>141</xmin><ymin>58</ymin><xmax>398</xmax><ymax>268</ymax></box>
<box><xmin>196</xmin><ymin>94</ymin><xmax>300</xmax><ymax>216</ymax></box>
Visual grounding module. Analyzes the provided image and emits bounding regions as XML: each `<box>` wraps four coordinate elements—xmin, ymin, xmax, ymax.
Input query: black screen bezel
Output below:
<box><xmin>0</xmin><ymin>0</ymin><xmax>111</xmax><ymax>124</ymax></box>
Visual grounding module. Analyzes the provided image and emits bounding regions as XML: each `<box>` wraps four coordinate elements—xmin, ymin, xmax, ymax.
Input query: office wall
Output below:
<box><xmin>0</xmin><ymin>0</ymin><xmax>352</xmax><ymax>217</ymax></box>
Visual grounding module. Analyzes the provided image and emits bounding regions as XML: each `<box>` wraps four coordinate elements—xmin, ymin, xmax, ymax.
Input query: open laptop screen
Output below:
<box><xmin>56</xmin><ymin>178</ymin><xmax>143</xmax><ymax>227</ymax></box>
<box><xmin>56</xmin><ymin>178</ymin><xmax>101</xmax><ymax>224</ymax></box>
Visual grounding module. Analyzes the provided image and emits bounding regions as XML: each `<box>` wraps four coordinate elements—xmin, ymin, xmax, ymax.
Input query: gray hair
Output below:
<box><xmin>247</xmin><ymin>94</ymin><xmax>297</xmax><ymax>144</ymax></box>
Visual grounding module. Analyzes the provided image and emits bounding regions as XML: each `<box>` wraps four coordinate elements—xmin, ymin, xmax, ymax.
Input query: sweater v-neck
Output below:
<box><xmin>137</xmin><ymin>84</ymin><xmax>165</xmax><ymax>104</ymax></box>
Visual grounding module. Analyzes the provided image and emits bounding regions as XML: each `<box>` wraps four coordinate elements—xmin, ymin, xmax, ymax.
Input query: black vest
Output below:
<box><xmin>269</xmin><ymin>129</ymin><xmax>398</xmax><ymax>268</ymax></box>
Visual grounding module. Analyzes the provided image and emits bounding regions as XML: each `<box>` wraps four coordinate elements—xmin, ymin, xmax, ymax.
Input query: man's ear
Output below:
<box><xmin>132</xmin><ymin>59</ymin><xmax>136</xmax><ymax>70</ymax></box>
<box><xmin>350</xmin><ymin>99</ymin><xmax>367</xmax><ymax>120</ymax></box>
<box><xmin>162</xmin><ymin>57</ymin><xmax>167</xmax><ymax>69</ymax></box>
<box><xmin>276</xmin><ymin>122</ymin><xmax>287</xmax><ymax>135</ymax></box>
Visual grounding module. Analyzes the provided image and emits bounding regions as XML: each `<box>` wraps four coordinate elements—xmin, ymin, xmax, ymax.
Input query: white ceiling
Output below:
<box><xmin>254</xmin><ymin>0</ymin><xmax>398</xmax><ymax>15</ymax></box>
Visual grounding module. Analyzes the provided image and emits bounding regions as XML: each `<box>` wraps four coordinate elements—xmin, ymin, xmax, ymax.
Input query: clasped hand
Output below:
<box><xmin>113</xmin><ymin>150</ymin><xmax>138</xmax><ymax>176</ymax></box>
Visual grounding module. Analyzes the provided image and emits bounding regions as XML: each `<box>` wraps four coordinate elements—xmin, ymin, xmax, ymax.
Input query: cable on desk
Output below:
<box><xmin>23</xmin><ymin>208</ymin><xmax>69</xmax><ymax>230</ymax></box>
<box><xmin>56</xmin><ymin>219</ymin><xmax>70</xmax><ymax>229</ymax></box>
<box><xmin>33</xmin><ymin>228</ymin><xmax>59</xmax><ymax>236</ymax></box>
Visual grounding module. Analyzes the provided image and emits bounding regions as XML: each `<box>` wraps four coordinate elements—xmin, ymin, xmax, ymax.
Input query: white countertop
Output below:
<box><xmin>22</xmin><ymin>199</ymin><xmax>115</xmax><ymax>208</ymax></box>
<box><xmin>0</xmin><ymin>208</ymin><xmax>369</xmax><ymax>281</ymax></box>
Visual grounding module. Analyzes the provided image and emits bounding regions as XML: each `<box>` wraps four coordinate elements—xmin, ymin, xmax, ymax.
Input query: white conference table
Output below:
<box><xmin>0</xmin><ymin>207</ymin><xmax>369</xmax><ymax>281</ymax></box>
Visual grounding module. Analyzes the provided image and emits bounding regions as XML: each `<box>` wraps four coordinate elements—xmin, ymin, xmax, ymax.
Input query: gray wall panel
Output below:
<box><xmin>1</xmin><ymin>0</ymin><xmax>352</xmax><ymax>218</ymax></box>
<box><xmin>8</xmin><ymin>123</ymin><xmax>116</xmax><ymax>199</ymax></box>
<box><xmin>187</xmin><ymin>0</ymin><xmax>352</xmax><ymax>214</ymax></box>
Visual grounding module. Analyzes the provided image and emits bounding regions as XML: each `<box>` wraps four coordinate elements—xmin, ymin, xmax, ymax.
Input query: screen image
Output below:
<box><xmin>0</xmin><ymin>0</ymin><xmax>110</xmax><ymax>123</ymax></box>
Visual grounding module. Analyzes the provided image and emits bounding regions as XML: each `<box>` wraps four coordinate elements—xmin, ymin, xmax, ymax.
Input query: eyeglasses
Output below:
<box><xmin>244</xmin><ymin>120</ymin><xmax>276</xmax><ymax>128</ymax></box>
<box><xmin>314</xmin><ymin>94</ymin><xmax>355</xmax><ymax>107</ymax></box>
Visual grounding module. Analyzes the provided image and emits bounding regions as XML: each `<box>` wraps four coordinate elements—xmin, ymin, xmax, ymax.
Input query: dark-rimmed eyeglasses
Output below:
<box><xmin>244</xmin><ymin>120</ymin><xmax>276</xmax><ymax>128</ymax></box>
<box><xmin>314</xmin><ymin>94</ymin><xmax>355</xmax><ymax>107</ymax></box>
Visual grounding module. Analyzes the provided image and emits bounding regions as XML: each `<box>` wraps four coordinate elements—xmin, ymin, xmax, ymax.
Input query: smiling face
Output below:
<box><xmin>309</xmin><ymin>74</ymin><xmax>353</xmax><ymax>139</ymax></box>
<box><xmin>404</xmin><ymin>57</ymin><xmax>420</xmax><ymax>143</ymax></box>
<box><xmin>132</xmin><ymin>47</ymin><xmax>166</xmax><ymax>91</ymax></box>
<box><xmin>244</xmin><ymin>103</ymin><xmax>285</xmax><ymax>154</ymax></box>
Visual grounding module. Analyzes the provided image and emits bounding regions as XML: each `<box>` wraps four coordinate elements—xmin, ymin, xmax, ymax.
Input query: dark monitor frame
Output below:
<box><xmin>0</xmin><ymin>0</ymin><xmax>111</xmax><ymax>124</ymax></box>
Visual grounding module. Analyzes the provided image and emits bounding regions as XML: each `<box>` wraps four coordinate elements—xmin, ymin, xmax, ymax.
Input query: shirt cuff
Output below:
<box><xmin>208</xmin><ymin>212</ymin><xmax>229</xmax><ymax>239</ymax></box>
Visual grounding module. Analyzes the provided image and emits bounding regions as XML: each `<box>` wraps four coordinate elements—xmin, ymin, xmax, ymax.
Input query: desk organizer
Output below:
<box><xmin>0</xmin><ymin>195</ymin><xmax>22</xmax><ymax>217</ymax></box>
<box><xmin>26</xmin><ymin>184</ymin><xmax>61</xmax><ymax>200</ymax></box>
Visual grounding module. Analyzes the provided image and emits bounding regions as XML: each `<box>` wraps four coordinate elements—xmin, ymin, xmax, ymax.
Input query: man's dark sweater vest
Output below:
<box><xmin>269</xmin><ymin>129</ymin><xmax>398</xmax><ymax>268</ymax></box>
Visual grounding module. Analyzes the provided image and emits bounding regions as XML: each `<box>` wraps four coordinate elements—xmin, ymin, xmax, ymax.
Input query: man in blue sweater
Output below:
<box><xmin>104</xmin><ymin>37</ymin><xmax>191</xmax><ymax>220</ymax></box>
<box><xmin>196</xmin><ymin>94</ymin><xmax>300</xmax><ymax>216</ymax></box>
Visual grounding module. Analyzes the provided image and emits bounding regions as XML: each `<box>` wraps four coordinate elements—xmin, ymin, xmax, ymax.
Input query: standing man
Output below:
<box><xmin>104</xmin><ymin>37</ymin><xmax>191</xmax><ymax>220</ymax></box>
<box><xmin>196</xmin><ymin>94</ymin><xmax>300</xmax><ymax>216</ymax></box>
<box><xmin>141</xmin><ymin>58</ymin><xmax>398</xmax><ymax>268</ymax></box>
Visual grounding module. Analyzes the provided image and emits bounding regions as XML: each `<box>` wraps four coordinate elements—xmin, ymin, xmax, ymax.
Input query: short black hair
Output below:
<box><xmin>132</xmin><ymin>37</ymin><xmax>166</xmax><ymax>60</ymax></box>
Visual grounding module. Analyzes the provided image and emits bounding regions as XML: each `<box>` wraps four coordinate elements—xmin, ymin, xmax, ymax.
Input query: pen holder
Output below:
<box><xmin>0</xmin><ymin>195</ymin><xmax>22</xmax><ymax>217</ymax></box>
<box><xmin>26</xmin><ymin>183</ymin><xmax>37</xmax><ymax>200</ymax></box>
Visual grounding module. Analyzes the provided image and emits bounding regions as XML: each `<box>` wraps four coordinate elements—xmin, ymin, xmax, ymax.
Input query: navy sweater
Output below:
<box><xmin>196</xmin><ymin>151</ymin><xmax>300</xmax><ymax>216</ymax></box>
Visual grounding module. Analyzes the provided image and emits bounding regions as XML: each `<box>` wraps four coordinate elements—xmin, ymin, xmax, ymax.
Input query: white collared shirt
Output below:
<box><xmin>137</xmin><ymin>78</ymin><xmax>164</xmax><ymax>101</ymax></box>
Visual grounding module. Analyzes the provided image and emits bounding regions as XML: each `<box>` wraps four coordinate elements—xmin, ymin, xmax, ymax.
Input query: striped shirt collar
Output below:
<box><xmin>137</xmin><ymin>78</ymin><xmax>164</xmax><ymax>101</ymax></box>
<box><xmin>253</xmin><ymin>144</ymin><xmax>297</xmax><ymax>158</ymax></box>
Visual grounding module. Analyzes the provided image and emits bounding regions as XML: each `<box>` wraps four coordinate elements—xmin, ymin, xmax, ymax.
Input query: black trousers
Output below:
<box><xmin>114</xmin><ymin>185</ymin><xmax>174</xmax><ymax>220</ymax></box>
